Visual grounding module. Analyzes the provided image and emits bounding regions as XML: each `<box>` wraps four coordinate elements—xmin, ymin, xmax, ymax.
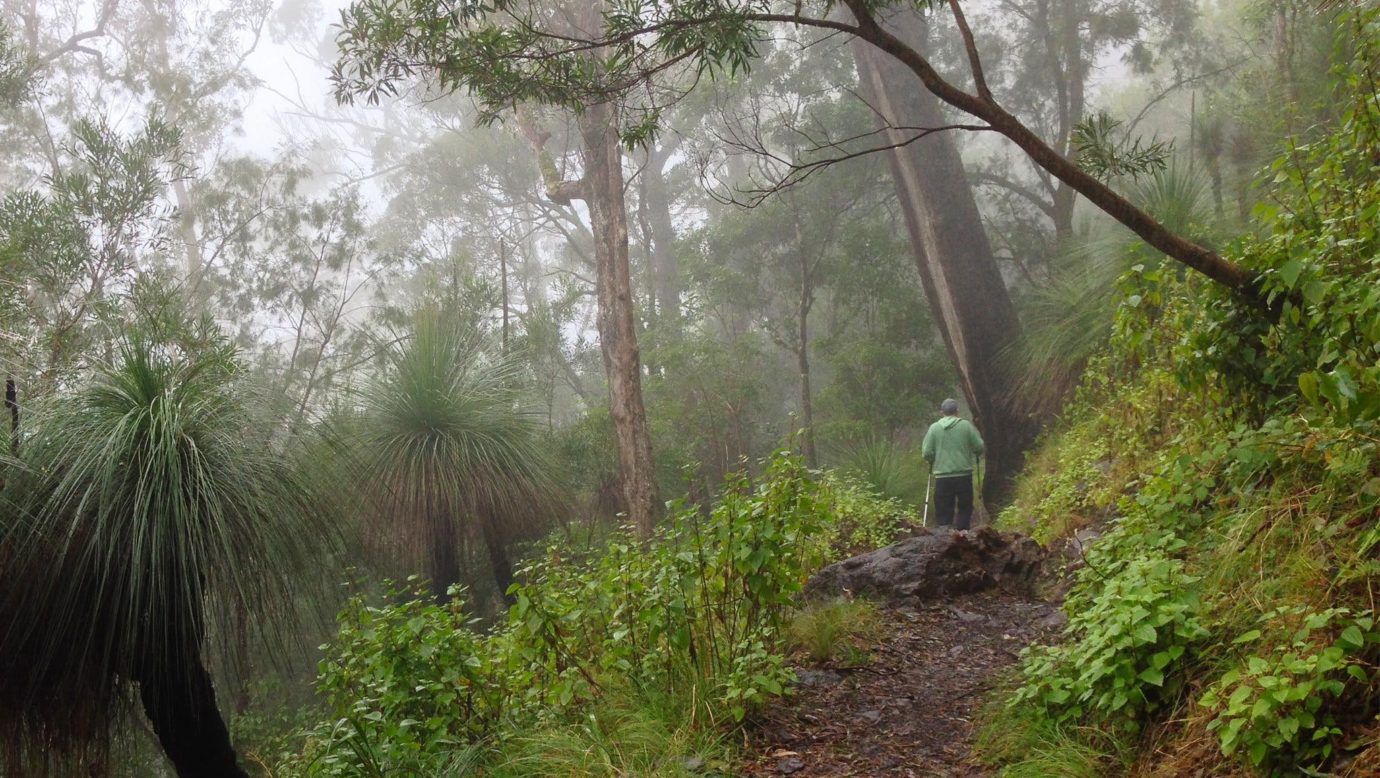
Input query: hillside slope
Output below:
<box><xmin>982</xmin><ymin>12</ymin><xmax>1380</xmax><ymax>776</ymax></box>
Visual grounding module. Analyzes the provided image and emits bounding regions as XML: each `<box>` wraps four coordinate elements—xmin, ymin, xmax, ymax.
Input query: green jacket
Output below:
<box><xmin>922</xmin><ymin>416</ymin><xmax>984</xmax><ymax>477</ymax></box>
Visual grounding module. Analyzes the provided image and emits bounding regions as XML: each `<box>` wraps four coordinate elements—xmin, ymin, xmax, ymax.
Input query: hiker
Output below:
<box><xmin>922</xmin><ymin>398</ymin><xmax>984</xmax><ymax>530</ymax></box>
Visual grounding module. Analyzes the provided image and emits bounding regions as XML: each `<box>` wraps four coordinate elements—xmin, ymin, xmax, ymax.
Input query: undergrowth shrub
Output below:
<box><xmin>1200</xmin><ymin>607</ymin><xmax>1380</xmax><ymax>770</ymax></box>
<box><xmin>1010</xmin><ymin>527</ymin><xmax>1208</xmax><ymax>733</ymax></box>
<box><xmin>291</xmin><ymin>582</ymin><xmax>498</xmax><ymax>776</ymax></box>
<box><xmin>817</xmin><ymin>471</ymin><xmax>917</xmax><ymax>555</ymax></box>
<box><xmin>286</xmin><ymin>452</ymin><xmax>909</xmax><ymax>775</ymax></box>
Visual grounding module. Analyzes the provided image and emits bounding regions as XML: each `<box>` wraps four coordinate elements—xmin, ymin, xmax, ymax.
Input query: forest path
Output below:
<box><xmin>739</xmin><ymin>590</ymin><xmax>1063</xmax><ymax>777</ymax></box>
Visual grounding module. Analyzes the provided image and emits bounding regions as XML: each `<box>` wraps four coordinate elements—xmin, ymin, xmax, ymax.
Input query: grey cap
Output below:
<box><xmin>940</xmin><ymin>398</ymin><xmax>959</xmax><ymax>415</ymax></box>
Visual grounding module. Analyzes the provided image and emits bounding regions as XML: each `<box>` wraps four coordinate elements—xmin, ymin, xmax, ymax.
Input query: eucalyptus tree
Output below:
<box><xmin>0</xmin><ymin>331</ymin><xmax>337</xmax><ymax>777</ymax></box>
<box><xmin>847</xmin><ymin>8</ymin><xmax>1034</xmax><ymax>495</ymax></box>
<box><xmin>342</xmin><ymin>310</ymin><xmax>557</xmax><ymax>603</ymax></box>
<box><xmin>960</xmin><ymin>0</ymin><xmax>1204</xmax><ymax>242</ymax></box>
<box><xmin>188</xmin><ymin>155</ymin><xmax>392</xmax><ymax>430</ymax></box>
<box><xmin>0</xmin><ymin>0</ymin><xmax>268</xmax><ymax>188</ymax></box>
<box><xmin>633</xmin><ymin>134</ymin><xmax>686</xmax><ymax>338</ymax></box>
<box><xmin>335</xmin><ymin>0</ymin><xmax>663</xmax><ymax>539</ymax></box>
<box><xmin>696</xmin><ymin>153</ymin><xmax>876</xmax><ymax>466</ymax></box>
<box><xmin>0</xmin><ymin>118</ymin><xmax>186</xmax><ymax>390</ymax></box>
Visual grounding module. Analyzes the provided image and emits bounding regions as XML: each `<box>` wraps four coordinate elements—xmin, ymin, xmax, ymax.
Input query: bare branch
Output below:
<box><xmin>947</xmin><ymin>0</ymin><xmax>993</xmax><ymax>103</ymax></box>
<box><xmin>968</xmin><ymin>170</ymin><xmax>1058</xmax><ymax>218</ymax></box>
<box><xmin>705</xmin><ymin>123</ymin><xmax>993</xmax><ymax>208</ymax></box>
<box><xmin>35</xmin><ymin>0</ymin><xmax>119</xmax><ymax>68</ymax></box>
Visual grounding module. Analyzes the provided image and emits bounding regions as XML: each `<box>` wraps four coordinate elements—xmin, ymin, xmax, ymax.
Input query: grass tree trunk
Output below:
<box><xmin>133</xmin><ymin>609</ymin><xmax>247</xmax><ymax>778</ymax></box>
<box><xmin>579</xmin><ymin>100</ymin><xmax>661</xmax><ymax>540</ymax></box>
<box><xmin>134</xmin><ymin>644</ymin><xmax>246</xmax><ymax>778</ymax></box>
<box><xmin>427</xmin><ymin>509</ymin><xmax>461</xmax><ymax>602</ymax></box>
<box><xmin>481</xmin><ymin>513</ymin><xmax>516</xmax><ymax>605</ymax></box>
<box><xmin>851</xmin><ymin>10</ymin><xmax>1034</xmax><ymax>502</ymax></box>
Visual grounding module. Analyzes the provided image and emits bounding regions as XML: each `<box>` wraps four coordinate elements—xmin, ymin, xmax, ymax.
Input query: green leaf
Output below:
<box><xmin>1340</xmin><ymin>625</ymin><xmax>1364</xmax><ymax>651</ymax></box>
<box><xmin>1299</xmin><ymin>372</ymin><xmax>1320</xmax><ymax>405</ymax></box>
<box><xmin>1278</xmin><ymin>259</ymin><xmax>1303</xmax><ymax>288</ymax></box>
<box><xmin>1133</xmin><ymin>623</ymin><xmax>1157</xmax><ymax>644</ymax></box>
<box><xmin>1279</xmin><ymin>716</ymin><xmax>1299</xmax><ymax>739</ymax></box>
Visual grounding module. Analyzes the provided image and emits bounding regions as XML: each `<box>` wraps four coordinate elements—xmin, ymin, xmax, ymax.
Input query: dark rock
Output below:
<box><xmin>1038</xmin><ymin>609</ymin><xmax>1068</xmax><ymax>630</ymax></box>
<box><xmin>949</xmin><ymin>606</ymin><xmax>985</xmax><ymax>623</ymax></box>
<box><xmin>794</xmin><ymin>667</ymin><xmax>842</xmax><ymax>688</ymax></box>
<box><xmin>805</xmin><ymin>527</ymin><xmax>1044</xmax><ymax>604</ymax></box>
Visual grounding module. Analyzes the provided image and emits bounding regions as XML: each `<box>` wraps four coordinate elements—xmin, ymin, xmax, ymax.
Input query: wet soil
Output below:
<box><xmin>740</xmin><ymin>591</ymin><xmax>1064</xmax><ymax>777</ymax></box>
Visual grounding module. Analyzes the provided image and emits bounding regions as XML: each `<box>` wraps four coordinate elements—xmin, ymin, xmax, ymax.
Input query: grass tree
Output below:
<box><xmin>0</xmin><ymin>335</ymin><xmax>336</xmax><ymax>777</ymax></box>
<box><xmin>344</xmin><ymin>310</ymin><xmax>556</xmax><ymax>604</ymax></box>
<box><xmin>1004</xmin><ymin>163</ymin><xmax>1218</xmax><ymax>415</ymax></box>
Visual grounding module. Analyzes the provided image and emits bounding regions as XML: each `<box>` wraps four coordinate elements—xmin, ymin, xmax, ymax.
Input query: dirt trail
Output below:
<box><xmin>741</xmin><ymin>591</ymin><xmax>1063</xmax><ymax>777</ymax></box>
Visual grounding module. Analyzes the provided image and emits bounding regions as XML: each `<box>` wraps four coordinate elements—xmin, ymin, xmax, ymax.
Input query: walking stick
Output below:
<box><xmin>922</xmin><ymin>468</ymin><xmax>933</xmax><ymax>528</ymax></box>
<box><xmin>975</xmin><ymin>456</ymin><xmax>984</xmax><ymax>527</ymax></box>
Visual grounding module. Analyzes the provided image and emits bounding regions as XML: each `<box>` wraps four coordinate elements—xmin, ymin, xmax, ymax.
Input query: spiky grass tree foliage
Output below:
<box><xmin>837</xmin><ymin>437</ymin><xmax>925</xmax><ymax>506</ymax></box>
<box><xmin>345</xmin><ymin>310</ymin><xmax>556</xmax><ymax>604</ymax></box>
<box><xmin>0</xmin><ymin>337</ymin><xmax>335</xmax><ymax>777</ymax></box>
<box><xmin>1005</xmin><ymin>163</ymin><xmax>1214</xmax><ymax>417</ymax></box>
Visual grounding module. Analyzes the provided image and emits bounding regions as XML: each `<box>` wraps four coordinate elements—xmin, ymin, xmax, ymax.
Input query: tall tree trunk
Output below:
<box><xmin>796</xmin><ymin>232</ymin><xmax>818</xmax><ymax>468</ymax></box>
<box><xmin>851</xmin><ymin>9</ymin><xmax>1033</xmax><ymax>501</ymax></box>
<box><xmin>641</xmin><ymin>141</ymin><xmax>682</xmax><ymax>335</ymax></box>
<box><xmin>579</xmin><ymin>101</ymin><xmax>661</xmax><ymax>540</ymax></box>
<box><xmin>171</xmin><ymin>178</ymin><xmax>208</xmax><ymax>305</ymax></box>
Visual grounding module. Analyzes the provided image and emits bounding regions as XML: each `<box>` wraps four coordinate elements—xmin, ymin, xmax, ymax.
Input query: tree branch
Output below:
<box><xmin>36</xmin><ymin>0</ymin><xmax>119</xmax><ymax>68</ymax></box>
<box><xmin>969</xmin><ymin>170</ymin><xmax>1057</xmax><ymax>218</ymax></box>
<box><xmin>947</xmin><ymin>0</ymin><xmax>993</xmax><ymax>102</ymax></box>
<box><xmin>832</xmin><ymin>0</ymin><xmax>1258</xmax><ymax>296</ymax></box>
<box><xmin>514</xmin><ymin>104</ymin><xmax>587</xmax><ymax>204</ymax></box>
<box><xmin>706</xmin><ymin>123</ymin><xmax>991</xmax><ymax>207</ymax></box>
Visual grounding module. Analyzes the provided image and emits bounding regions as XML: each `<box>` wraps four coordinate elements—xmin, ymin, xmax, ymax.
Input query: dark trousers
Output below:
<box><xmin>933</xmin><ymin>473</ymin><xmax>974</xmax><ymax>530</ymax></box>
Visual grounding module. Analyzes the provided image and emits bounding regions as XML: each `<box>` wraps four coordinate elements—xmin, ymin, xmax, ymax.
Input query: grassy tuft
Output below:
<box><xmin>787</xmin><ymin>597</ymin><xmax>883</xmax><ymax>665</ymax></box>
<box><xmin>490</xmin><ymin>683</ymin><xmax>732</xmax><ymax>778</ymax></box>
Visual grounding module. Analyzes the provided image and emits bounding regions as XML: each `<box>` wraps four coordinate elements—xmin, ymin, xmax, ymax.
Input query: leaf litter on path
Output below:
<box><xmin>740</xmin><ymin>591</ymin><xmax>1062</xmax><ymax>777</ymax></box>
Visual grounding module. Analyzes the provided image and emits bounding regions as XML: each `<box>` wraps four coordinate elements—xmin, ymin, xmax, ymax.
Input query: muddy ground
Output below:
<box><xmin>740</xmin><ymin>591</ymin><xmax>1064</xmax><ymax>777</ymax></box>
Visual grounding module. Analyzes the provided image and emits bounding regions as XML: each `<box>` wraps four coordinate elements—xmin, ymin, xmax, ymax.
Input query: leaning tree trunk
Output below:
<box><xmin>851</xmin><ymin>9</ymin><xmax>1034</xmax><ymax>502</ymax></box>
<box><xmin>579</xmin><ymin>99</ymin><xmax>661</xmax><ymax>540</ymax></box>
